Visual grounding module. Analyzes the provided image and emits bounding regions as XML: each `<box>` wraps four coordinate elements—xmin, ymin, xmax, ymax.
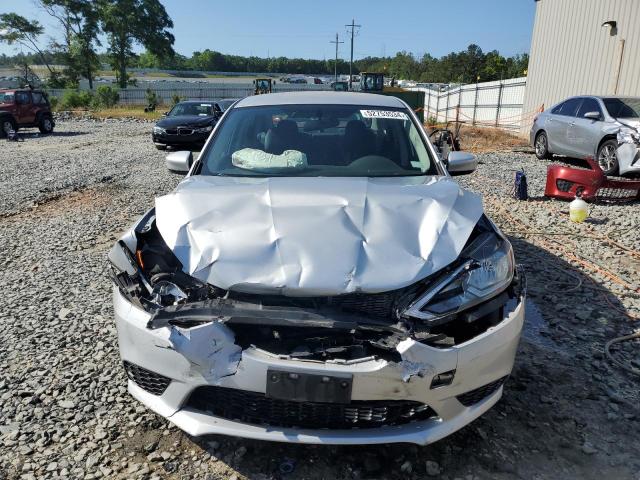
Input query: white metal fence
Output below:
<box><xmin>407</xmin><ymin>77</ymin><xmax>539</xmax><ymax>131</ymax></box>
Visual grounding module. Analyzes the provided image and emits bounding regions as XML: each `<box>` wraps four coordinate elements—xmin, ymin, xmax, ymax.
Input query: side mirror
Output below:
<box><xmin>583</xmin><ymin>111</ymin><xmax>601</xmax><ymax>120</ymax></box>
<box><xmin>446</xmin><ymin>151</ymin><xmax>477</xmax><ymax>175</ymax></box>
<box><xmin>165</xmin><ymin>151</ymin><xmax>193</xmax><ymax>174</ymax></box>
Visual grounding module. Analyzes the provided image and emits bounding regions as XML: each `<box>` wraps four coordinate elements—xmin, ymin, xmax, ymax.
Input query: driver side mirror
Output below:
<box><xmin>583</xmin><ymin>111</ymin><xmax>601</xmax><ymax>121</ymax></box>
<box><xmin>165</xmin><ymin>151</ymin><xmax>193</xmax><ymax>174</ymax></box>
<box><xmin>446</xmin><ymin>151</ymin><xmax>477</xmax><ymax>175</ymax></box>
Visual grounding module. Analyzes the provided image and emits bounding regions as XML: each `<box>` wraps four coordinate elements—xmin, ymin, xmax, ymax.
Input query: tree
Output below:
<box><xmin>99</xmin><ymin>0</ymin><xmax>175</xmax><ymax>88</ymax></box>
<box><xmin>38</xmin><ymin>0</ymin><xmax>102</xmax><ymax>88</ymax></box>
<box><xmin>0</xmin><ymin>13</ymin><xmax>57</xmax><ymax>77</ymax></box>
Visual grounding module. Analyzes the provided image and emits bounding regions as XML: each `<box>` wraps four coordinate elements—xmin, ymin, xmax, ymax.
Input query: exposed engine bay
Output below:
<box><xmin>109</xmin><ymin>209</ymin><xmax>523</xmax><ymax>363</ymax></box>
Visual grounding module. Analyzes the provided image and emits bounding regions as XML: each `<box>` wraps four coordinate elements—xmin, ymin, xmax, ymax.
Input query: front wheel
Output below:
<box><xmin>1</xmin><ymin>117</ymin><xmax>17</xmax><ymax>138</ymax></box>
<box><xmin>596</xmin><ymin>139</ymin><xmax>619</xmax><ymax>176</ymax></box>
<box><xmin>534</xmin><ymin>131</ymin><xmax>552</xmax><ymax>159</ymax></box>
<box><xmin>38</xmin><ymin>115</ymin><xmax>54</xmax><ymax>134</ymax></box>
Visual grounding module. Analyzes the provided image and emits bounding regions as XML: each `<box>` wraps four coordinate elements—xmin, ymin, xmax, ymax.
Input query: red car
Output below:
<box><xmin>0</xmin><ymin>89</ymin><xmax>55</xmax><ymax>137</ymax></box>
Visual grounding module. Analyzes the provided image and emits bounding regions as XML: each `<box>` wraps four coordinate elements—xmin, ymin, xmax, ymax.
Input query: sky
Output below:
<box><xmin>1</xmin><ymin>0</ymin><xmax>536</xmax><ymax>60</ymax></box>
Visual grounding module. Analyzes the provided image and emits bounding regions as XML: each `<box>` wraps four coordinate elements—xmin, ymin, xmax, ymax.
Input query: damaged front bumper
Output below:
<box><xmin>114</xmin><ymin>285</ymin><xmax>525</xmax><ymax>445</ymax></box>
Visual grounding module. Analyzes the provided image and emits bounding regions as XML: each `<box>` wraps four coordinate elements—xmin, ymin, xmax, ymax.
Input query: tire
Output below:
<box><xmin>534</xmin><ymin>131</ymin><xmax>552</xmax><ymax>160</ymax></box>
<box><xmin>1</xmin><ymin>117</ymin><xmax>17</xmax><ymax>138</ymax></box>
<box><xmin>596</xmin><ymin>139</ymin><xmax>619</xmax><ymax>176</ymax></box>
<box><xmin>38</xmin><ymin>115</ymin><xmax>54</xmax><ymax>134</ymax></box>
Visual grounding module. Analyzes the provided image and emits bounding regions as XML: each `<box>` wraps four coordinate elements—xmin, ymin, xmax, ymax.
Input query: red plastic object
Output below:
<box><xmin>544</xmin><ymin>157</ymin><xmax>640</xmax><ymax>201</ymax></box>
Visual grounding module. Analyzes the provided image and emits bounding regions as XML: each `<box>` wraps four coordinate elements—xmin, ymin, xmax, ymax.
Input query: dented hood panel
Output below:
<box><xmin>155</xmin><ymin>175</ymin><xmax>483</xmax><ymax>296</ymax></box>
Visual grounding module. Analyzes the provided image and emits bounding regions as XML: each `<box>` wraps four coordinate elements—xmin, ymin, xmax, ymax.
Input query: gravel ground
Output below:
<box><xmin>0</xmin><ymin>119</ymin><xmax>639</xmax><ymax>480</ymax></box>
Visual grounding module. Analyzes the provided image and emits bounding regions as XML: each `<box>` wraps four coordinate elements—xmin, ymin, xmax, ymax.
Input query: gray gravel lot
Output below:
<box><xmin>0</xmin><ymin>119</ymin><xmax>639</xmax><ymax>480</ymax></box>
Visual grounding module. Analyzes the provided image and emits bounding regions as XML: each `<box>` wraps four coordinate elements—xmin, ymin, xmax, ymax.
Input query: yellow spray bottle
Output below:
<box><xmin>569</xmin><ymin>189</ymin><xmax>588</xmax><ymax>223</ymax></box>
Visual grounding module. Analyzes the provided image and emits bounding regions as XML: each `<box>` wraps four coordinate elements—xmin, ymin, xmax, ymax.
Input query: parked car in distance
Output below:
<box><xmin>0</xmin><ymin>88</ymin><xmax>55</xmax><ymax>137</ymax></box>
<box><xmin>531</xmin><ymin>96</ymin><xmax>640</xmax><ymax>175</ymax></box>
<box><xmin>110</xmin><ymin>91</ymin><xmax>524</xmax><ymax>446</ymax></box>
<box><xmin>152</xmin><ymin>99</ymin><xmax>237</xmax><ymax>150</ymax></box>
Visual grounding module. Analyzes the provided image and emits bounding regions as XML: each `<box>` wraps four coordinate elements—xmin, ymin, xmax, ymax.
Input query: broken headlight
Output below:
<box><xmin>618</xmin><ymin>129</ymin><xmax>640</xmax><ymax>145</ymax></box>
<box><xmin>404</xmin><ymin>232</ymin><xmax>514</xmax><ymax>323</ymax></box>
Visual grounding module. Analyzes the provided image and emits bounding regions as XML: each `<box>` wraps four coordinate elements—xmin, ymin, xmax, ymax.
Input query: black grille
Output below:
<box><xmin>185</xmin><ymin>386</ymin><xmax>437</xmax><ymax>429</ymax></box>
<box><xmin>456</xmin><ymin>376</ymin><xmax>508</xmax><ymax>407</ymax></box>
<box><xmin>123</xmin><ymin>361</ymin><xmax>171</xmax><ymax>396</ymax></box>
<box><xmin>331</xmin><ymin>291</ymin><xmax>398</xmax><ymax>318</ymax></box>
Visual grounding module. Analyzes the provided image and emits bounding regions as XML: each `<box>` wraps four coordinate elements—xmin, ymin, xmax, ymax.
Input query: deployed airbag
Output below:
<box><xmin>232</xmin><ymin>148</ymin><xmax>307</xmax><ymax>170</ymax></box>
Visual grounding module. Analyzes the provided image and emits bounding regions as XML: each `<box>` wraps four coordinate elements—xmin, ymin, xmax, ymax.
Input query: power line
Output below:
<box><xmin>345</xmin><ymin>19</ymin><xmax>361</xmax><ymax>90</ymax></box>
<box><xmin>329</xmin><ymin>33</ymin><xmax>344</xmax><ymax>83</ymax></box>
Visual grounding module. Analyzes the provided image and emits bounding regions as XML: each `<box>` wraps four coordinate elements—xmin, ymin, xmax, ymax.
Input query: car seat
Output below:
<box><xmin>264</xmin><ymin>120</ymin><xmax>302</xmax><ymax>154</ymax></box>
<box><xmin>343</xmin><ymin>120</ymin><xmax>375</xmax><ymax>162</ymax></box>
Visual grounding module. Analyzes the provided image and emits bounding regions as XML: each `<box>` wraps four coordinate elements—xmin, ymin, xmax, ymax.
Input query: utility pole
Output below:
<box><xmin>345</xmin><ymin>19</ymin><xmax>361</xmax><ymax>90</ymax></box>
<box><xmin>330</xmin><ymin>33</ymin><xmax>344</xmax><ymax>83</ymax></box>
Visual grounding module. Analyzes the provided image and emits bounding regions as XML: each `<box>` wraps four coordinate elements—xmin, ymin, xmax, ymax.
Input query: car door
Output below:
<box><xmin>15</xmin><ymin>91</ymin><xmax>35</xmax><ymax>125</ymax></box>
<box><xmin>548</xmin><ymin>98</ymin><xmax>583</xmax><ymax>155</ymax></box>
<box><xmin>571</xmin><ymin>97</ymin><xmax>604</xmax><ymax>158</ymax></box>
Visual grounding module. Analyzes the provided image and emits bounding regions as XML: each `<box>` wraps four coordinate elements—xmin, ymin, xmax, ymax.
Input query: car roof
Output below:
<box><xmin>235</xmin><ymin>91</ymin><xmax>406</xmax><ymax>108</ymax></box>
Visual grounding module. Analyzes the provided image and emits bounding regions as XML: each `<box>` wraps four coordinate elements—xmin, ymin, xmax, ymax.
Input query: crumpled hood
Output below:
<box><xmin>155</xmin><ymin>175</ymin><xmax>483</xmax><ymax>296</ymax></box>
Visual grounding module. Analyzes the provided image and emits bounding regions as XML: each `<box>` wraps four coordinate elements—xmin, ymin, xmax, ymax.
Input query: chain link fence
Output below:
<box><xmin>46</xmin><ymin>82</ymin><xmax>331</xmax><ymax>106</ymax></box>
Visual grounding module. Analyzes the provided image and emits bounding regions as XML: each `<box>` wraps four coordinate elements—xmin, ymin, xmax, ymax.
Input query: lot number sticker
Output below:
<box><xmin>360</xmin><ymin>110</ymin><xmax>408</xmax><ymax>120</ymax></box>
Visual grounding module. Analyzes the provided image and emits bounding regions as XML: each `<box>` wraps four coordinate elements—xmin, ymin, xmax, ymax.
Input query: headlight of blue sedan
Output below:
<box><xmin>404</xmin><ymin>232</ymin><xmax>514</xmax><ymax>322</ymax></box>
<box><xmin>194</xmin><ymin>125</ymin><xmax>213</xmax><ymax>134</ymax></box>
<box><xmin>153</xmin><ymin>126</ymin><xmax>166</xmax><ymax>134</ymax></box>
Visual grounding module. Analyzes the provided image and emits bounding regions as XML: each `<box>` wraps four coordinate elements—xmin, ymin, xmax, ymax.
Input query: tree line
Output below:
<box><xmin>0</xmin><ymin>0</ymin><xmax>174</xmax><ymax>88</ymax></box>
<box><xmin>1</xmin><ymin>2</ymin><xmax>528</xmax><ymax>88</ymax></box>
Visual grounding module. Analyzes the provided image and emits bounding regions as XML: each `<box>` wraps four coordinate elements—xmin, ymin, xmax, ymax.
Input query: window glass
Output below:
<box><xmin>551</xmin><ymin>102</ymin><xmax>565</xmax><ymax>114</ymax></box>
<box><xmin>557</xmin><ymin>98</ymin><xmax>582</xmax><ymax>117</ymax></box>
<box><xmin>15</xmin><ymin>92</ymin><xmax>31</xmax><ymax>105</ymax></box>
<box><xmin>198</xmin><ymin>104</ymin><xmax>437</xmax><ymax>178</ymax></box>
<box><xmin>168</xmin><ymin>103</ymin><xmax>213</xmax><ymax>116</ymax></box>
<box><xmin>603</xmin><ymin>98</ymin><xmax>640</xmax><ymax>119</ymax></box>
<box><xmin>0</xmin><ymin>92</ymin><xmax>15</xmax><ymax>104</ymax></box>
<box><xmin>31</xmin><ymin>92</ymin><xmax>44</xmax><ymax>105</ymax></box>
<box><xmin>576</xmin><ymin>98</ymin><xmax>602</xmax><ymax>118</ymax></box>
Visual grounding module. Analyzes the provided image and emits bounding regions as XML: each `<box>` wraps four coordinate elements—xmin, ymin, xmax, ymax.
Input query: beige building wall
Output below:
<box><xmin>522</xmin><ymin>0</ymin><xmax>640</xmax><ymax>131</ymax></box>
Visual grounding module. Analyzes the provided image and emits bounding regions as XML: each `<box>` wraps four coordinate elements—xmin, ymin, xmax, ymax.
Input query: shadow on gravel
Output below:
<box><xmin>153</xmin><ymin>239</ymin><xmax>639</xmax><ymax>480</ymax></box>
<box><xmin>7</xmin><ymin>130</ymin><xmax>89</xmax><ymax>141</ymax></box>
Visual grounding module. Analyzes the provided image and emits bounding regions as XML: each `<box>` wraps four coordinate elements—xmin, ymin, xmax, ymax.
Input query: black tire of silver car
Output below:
<box><xmin>534</xmin><ymin>131</ymin><xmax>552</xmax><ymax>160</ymax></box>
<box><xmin>38</xmin><ymin>115</ymin><xmax>54</xmax><ymax>134</ymax></box>
<box><xmin>596</xmin><ymin>139</ymin><xmax>619</xmax><ymax>176</ymax></box>
<box><xmin>1</xmin><ymin>117</ymin><xmax>17</xmax><ymax>138</ymax></box>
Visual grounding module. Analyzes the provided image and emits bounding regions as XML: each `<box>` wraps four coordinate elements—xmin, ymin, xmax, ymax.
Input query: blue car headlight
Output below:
<box><xmin>194</xmin><ymin>125</ymin><xmax>213</xmax><ymax>134</ymax></box>
<box><xmin>153</xmin><ymin>126</ymin><xmax>166</xmax><ymax>135</ymax></box>
<box><xmin>404</xmin><ymin>232</ymin><xmax>515</xmax><ymax>322</ymax></box>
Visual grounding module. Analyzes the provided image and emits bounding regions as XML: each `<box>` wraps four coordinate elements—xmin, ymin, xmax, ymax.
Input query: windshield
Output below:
<box><xmin>603</xmin><ymin>98</ymin><xmax>640</xmax><ymax>119</ymax></box>
<box><xmin>169</xmin><ymin>103</ymin><xmax>214</xmax><ymax>117</ymax></box>
<box><xmin>197</xmin><ymin>104</ymin><xmax>437</xmax><ymax>177</ymax></box>
<box><xmin>0</xmin><ymin>92</ymin><xmax>15</xmax><ymax>104</ymax></box>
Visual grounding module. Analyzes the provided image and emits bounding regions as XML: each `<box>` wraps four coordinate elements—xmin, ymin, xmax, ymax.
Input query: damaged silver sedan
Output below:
<box><xmin>109</xmin><ymin>92</ymin><xmax>525</xmax><ymax>445</ymax></box>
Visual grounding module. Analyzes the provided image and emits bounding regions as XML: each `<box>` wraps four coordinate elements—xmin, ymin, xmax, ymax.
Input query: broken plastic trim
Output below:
<box><xmin>147</xmin><ymin>297</ymin><xmax>406</xmax><ymax>334</ymax></box>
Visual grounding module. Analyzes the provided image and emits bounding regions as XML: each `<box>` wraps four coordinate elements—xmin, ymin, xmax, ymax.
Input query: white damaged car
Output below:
<box><xmin>109</xmin><ymin>92</ymin><xmax>525</xmax><ymax>445</ymax></box>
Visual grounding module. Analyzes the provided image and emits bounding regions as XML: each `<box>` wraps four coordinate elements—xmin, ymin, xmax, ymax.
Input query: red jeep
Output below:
<box><xmin>0</xmin><ymin>89</ymin><xmax>55</xmax><ymax>138</ymax></box>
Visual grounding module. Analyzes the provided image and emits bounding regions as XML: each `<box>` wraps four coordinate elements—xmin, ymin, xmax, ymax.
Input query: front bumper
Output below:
<box><xmin>152</xmin><ymin>131</ymin><xmax>209</xmax><ymax>147</ymax></box>
<box><xmin>114</xmin><ymin>288</ymin><xmax>525</xmax><ymax>445</ymax></box>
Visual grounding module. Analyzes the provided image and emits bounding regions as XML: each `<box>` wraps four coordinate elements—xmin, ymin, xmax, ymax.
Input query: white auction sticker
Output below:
<box><xmin>200</xmin><ymin>104</ymin><xmax>212</xmax><ymax>107</ymax></box>
<box><xmin>360</xmin><ymin>110</ymin><xmax>408</xmax><ymax>120</ymax></box>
